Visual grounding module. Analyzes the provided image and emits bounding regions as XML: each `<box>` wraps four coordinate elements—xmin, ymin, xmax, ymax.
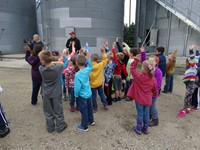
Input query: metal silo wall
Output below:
<box><xmin>0</xmin><ymin>0</ymin><xmax>37</xmax><ymax>54</ymax></box>
<box><xmin>40</xmin><ymin>0</ymin><xmax>124</xmax><ymax>53</ymax></box>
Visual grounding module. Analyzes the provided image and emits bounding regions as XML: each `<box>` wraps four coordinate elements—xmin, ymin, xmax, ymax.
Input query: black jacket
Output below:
<box><xmin>66</xmin><ymin>37</ymin><xmax>81</xmax><ymax>53</ymax></box>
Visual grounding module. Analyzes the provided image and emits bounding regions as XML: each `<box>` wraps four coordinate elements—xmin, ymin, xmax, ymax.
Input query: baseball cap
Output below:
<box><xmin>69</xmin><ymin>31</ymin><xmax>75</xmax><ymax>35</ymax></box>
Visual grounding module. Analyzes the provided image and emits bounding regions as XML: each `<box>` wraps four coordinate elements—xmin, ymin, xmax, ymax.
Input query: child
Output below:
<box><xmin>25</xmin><ymin>43</ymin><xmax>43</xmax><ymax>105</ymax></box>
<box><xmin>127</xmin><ymin>54</ymin><xmax>158</xmax><ymax>135</ymax></box>
<box><xmin>156</xmin><ymin>46</ymin><xmax>166</xmax><ymax>77</ymax></box>
<box><xmin>112</xmin><ymin>42</ymin><xmax>128</xmax><ymax>101</ymax></box>
<box><xmin>65</xmin><ymin>56</ymin><xmax>79</xmax><ymax>112</ymax></box>
<box><xmin>162</xmin><ymin>49</ymin><xmax>178</xmax><ymax>93</ymax></box>
<box><xmin>90</xmin><ymin>48</ymin><xmax>108</xmax><ymax>111</ymax></box>
<box><xmin>177</xmin><ymin>46</ymin><xmax>197</xmax><ymax>118</ymax></box>
<box><xmin>59</xmin><ymin>42</ymin><xmax>75</xmax><ymax>101</ymax></box>
<box><xmin>104</xmin><ymin>52</ymin><xmax>116</xmax><ymax>105</ymax></box>
<box><xmin>148</xmin><ymin>55</ymin><xmax>162</xmax><ymax>126</ymax></box>
<box><xmin>123</xmin><ymin>48</ymin><xmax>138</xmax><ymax>101</ymax></box>
<box><xmin>39</xmin><ymin>50</ymin><xmax>67</xmax><ymax>133</ymax></box>
<box><xmin>74</xmin><ymin>52</ymin><xmax>94</xmax><ymax>132</ymax></box>
<box><xmin>0</xmin><ymin>86</ymin><xmax>10</xmax><ymax>138</ymax></box>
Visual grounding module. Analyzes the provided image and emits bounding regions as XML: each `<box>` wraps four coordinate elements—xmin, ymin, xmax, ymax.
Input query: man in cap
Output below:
<box><xmin>66</xmin><ymin>32</ymin><xmax>81</xmax><ymax>54</ymax></box>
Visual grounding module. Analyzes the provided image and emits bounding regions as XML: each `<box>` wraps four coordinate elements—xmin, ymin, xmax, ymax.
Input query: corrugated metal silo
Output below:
<box><xmin>39</xmin><ymin>0</ymin><xmax>124</xmax><ymax>53</ymax></box>
<box><xmin>0</xmin><ymin>0</ymin><xmax>37</xmax><ymax>54</ymax></box>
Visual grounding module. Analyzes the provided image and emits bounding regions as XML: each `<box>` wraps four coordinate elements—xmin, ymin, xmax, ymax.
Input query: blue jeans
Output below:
<box><xmin>164</xmin><ymin>74</ymin><xmax>174</xmax><ymax>93</ymax></box>
<box><xmin>77</xmin><ymin>96</ymin><xmax>94</xmax><ymax>128</ymax></box>
<box><xmin>68</xmin><ymin>87</ymin><xmax>79</xmax><ymax>108</ymax></box>
<box><xmin>91</xmin><ymin>86</ymin><xmax>108</xmax><ymax>109</ymax></box>
<box><xmin>125</xmin><ymin>79</ymin><xmax>132</xmax><ymax>96</ymax></box>
<box><xmin>150</xmin><ymin>97</ymin><xmax>158</xmax><ymax>119</ymax></box>
<box><xmin>32</xmin><ymin>80</ymin><xmax>42</xmax><ymax>104</ymax></box>
<box><xmin>135</xmin><ymin>102</ymin><xmax>150</xmax><ymax>132</ymax></box>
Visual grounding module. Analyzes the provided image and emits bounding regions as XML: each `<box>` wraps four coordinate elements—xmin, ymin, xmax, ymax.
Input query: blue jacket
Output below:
<box><xmin>157</xmin><ymin>54</ymin><xmax>166</xmax><ymax>77</ymax></box>
<box><xmin>74</xmin><ymin>59</ymin><xmax>93</xmax><ymax>98</ymax></box>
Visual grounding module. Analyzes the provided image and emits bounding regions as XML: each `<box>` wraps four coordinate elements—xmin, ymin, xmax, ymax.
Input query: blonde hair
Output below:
<box><xmin>107</xmin><ymin>52</ymin><xmax>113</xmax><ymax>60</ymax></box>
<box><xmin>39</xmin><ymin>50</ymin><xmax>52</xmax><ymax>64</ymax></box>
<box><xmin>148</xmin><ymin>55</ymin><xmax>157</xmax><ymax>66</ymax></box>
<box><xmin>116</xmin><ymin>52</ymin><xmax>124</xmax><ymax>61</ymax></box>
<box><xmin>142</xmin><ymin>60</ymin><xmax>154</xmax><ymax>78</ymax></box>
<box><xmin>62</xmin><ymin>48</ymin><xmax>69</xmax><ymax>56</ymax></box>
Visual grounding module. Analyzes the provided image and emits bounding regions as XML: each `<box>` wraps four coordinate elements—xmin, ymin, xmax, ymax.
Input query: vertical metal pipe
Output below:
<box><xmin>166</xmin><ymin>11</ymin><xmax>172</xmax><ymax>54</ymax></box>
<box><xmin>129</xmin><ymin>0</ymin><xmax>131</xmax><ymax>26</ymax></box>
<box><xmin>183</xmin><ymin>25</ymin><xmax>189</xmax><ymax>56</ymax></box>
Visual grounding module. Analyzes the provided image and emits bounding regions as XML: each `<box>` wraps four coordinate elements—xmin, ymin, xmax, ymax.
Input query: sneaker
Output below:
<box><xmin>70</xmin><ymin>106</ymin><xmax>75</xmax><ymax>112</ymax></box>
<box><xmin>133</xmin><ymin>126</ymin><xmax>142</xmax><ymax>135</ymax></box>
<box><xmin>93</xmin><ymin>108</ymin><xmax>97</xmax><ymax>113</ymax></box>
<box><xmin>103</xmin><ymin>104</ymin><xmax>108</xmax><ymax>110</ymax></box>
<box><xmin>124</xmin><ymin>97</ymin><xmax>132</xmax><ymax>101</ymax></box>
<box><xmin>142</xmin><ymin>128</ymin><xmax>149</xmax><ymax>134</ymax></box>
<box><xmin>118</xmin><ymin>97</ymin><xmax>122</xmax><ymax>101</ymax></box>
<box><xmin>89</xmin><ymin>121</ymin><xmax>95</xmax><ymax>126</ymax></box>
<box><xmin>63</xmin><ymin>94</ymin><xmax>67</xmax><ymax>101</ymax></box>
<box><xmin>191</xmin><ymin>107</ymin><xmax>199</xmax><ymax>111</ymax></box>
<box><xmin>113</xmin><ymin>98</ymin><xmax>118</xmax><ymax>102</ymax></box>
<box><xmin>76</xmin><ymin>124</ymin><xmax>88</xmax><ymax>132</ymax></box>
<box><xmin>177</xmin><ymin>109</ymin><xmax>189</xmax><ymax>118</ymax></box>
<box><xmin>0</xmin><ymin>127</ymin><xmax>10</xmax><ymax>138</ymax></box>
<box><xmin>162</xmin><ymin>91</ymin><xmax>167</xmax><ymax>93</ymax></box>
<box><xmin>57</xmin><ymin>122</ymin><xmax>67</xmax><ymax>133</ymax></box>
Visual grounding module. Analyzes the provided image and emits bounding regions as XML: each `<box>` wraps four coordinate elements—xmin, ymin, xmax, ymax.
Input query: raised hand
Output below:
<box><xmin>100</xmin><ymin>48</ymin><xmax>105</xmax><ymax>53</ymax></box>
<box><xmin>112</xmin><ymin>42</ymin><xmax>116</xmax><ymax>49</ymax></box>
<box><xmin>189</xmin><ymin>45</ymin><xmax>196</xmax><ymax>50</ymax></box>
<box><xmin>135</xmin><ymin>54</ymin><xmax>141</xmax><ymax>60</ymax></box>
<box><xmin>116</xmin><ymin>37</ymin><xmax>119</xmax><ymax>42</ymax></box>
<box><xmin>140</xmin><ymin>46</ymin><xmax>145</xmax><ymax>52</ymax></box>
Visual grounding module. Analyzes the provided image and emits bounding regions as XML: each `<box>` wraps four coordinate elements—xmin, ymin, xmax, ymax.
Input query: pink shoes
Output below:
<box><xmin>177</xmin><ymin>109</ymin><xmax>190</xmax><ymax>118</ymax></box>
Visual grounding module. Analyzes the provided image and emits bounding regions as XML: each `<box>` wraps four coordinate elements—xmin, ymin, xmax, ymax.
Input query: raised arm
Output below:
<box><xmin>140</xmin><ymin>46</ymin><xmax>146</xmax><ymax>63</ymax></box>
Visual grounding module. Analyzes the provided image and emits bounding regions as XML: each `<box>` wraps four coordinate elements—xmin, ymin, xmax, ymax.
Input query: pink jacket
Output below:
<box><xmin>127</xmin><ymin>58</ymin><xmax>158</xmax><ymax>106</ymax></box>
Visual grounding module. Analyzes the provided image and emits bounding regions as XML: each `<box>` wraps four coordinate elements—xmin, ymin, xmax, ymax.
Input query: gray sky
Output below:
<box><xmin>124</xmin><ymin>0</ymin><xmax>136</xmax><ymax>25</ymax></box>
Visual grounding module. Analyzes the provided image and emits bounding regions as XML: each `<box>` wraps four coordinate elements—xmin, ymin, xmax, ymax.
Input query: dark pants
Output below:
<box><xmin>91</xmin><ymin>86</ymin><xmax>108</xmax><ymax>109</ymax></box>
<box><xmin>192</xmin><ymin>88</ymin><xmax>198</xmax><ymax>108</ymax></box>
<box><xmin>32</xmin><ymin>80</ymin><xmax>42</xmax><ymax>104</ymax></box>
<box><xmin>184</xmin><ymin>82</ymin><xmax>197</xmax><ymax>109</ymax></box>
<box><xmin>78</xmin><ymin>96</ymin><xmax>94</xmax><ymax>129</ymax></box>
<box><xmin>104</xmin><ymin>79</ymin><xmax>113</xmax><ymax>105</ymax></box>
<box><xmin>135</xmin><ymin>102</ymin><xmax>150</xmax><ymax>132</ymax></box>
<box><xmin>164</xmin><ymin>74</ymin><xmax>174</xmax><ymax>93</ymax></box>
<box><xmin>69</xmin><ymin>87</ymin><xmax>79</xmax><ymax>108</ymax></box>
<box><xmin>125</xmin><ymin>79</ymin><xmax>133</xmax><ymax>96</ymax></box>
<box><xmin>0</xmin><ymin>103</ymin><xmax>9</xmax><ymax>131</ymax></box>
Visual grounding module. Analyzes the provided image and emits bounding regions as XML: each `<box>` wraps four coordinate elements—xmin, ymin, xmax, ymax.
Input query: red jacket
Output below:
<box><xmin>112</xmin><ymin>48</ymin><xmax>128</xmax><ymax>77</ymax></box>
<box><xmin>127</xmin><ymin>58</ymin><xmax>158</xmax><ymax>106</ymax></box>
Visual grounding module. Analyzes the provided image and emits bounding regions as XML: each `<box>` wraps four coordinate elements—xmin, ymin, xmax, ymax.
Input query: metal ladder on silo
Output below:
<box><xmin>154</xmin><ymin>0</ymin><xmax>200</xmax><ymax>33</ymax></box>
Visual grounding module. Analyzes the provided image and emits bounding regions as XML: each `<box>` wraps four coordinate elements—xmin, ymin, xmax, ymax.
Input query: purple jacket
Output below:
<box><xmin>154</xmin><ymin>65</ymin><xmax>162</xmax><ymax>98</ymax></box>
<box><xmin>25</xmin><ymin>51</ymin><xmax>42</xmax><ymax>81</ymax></box>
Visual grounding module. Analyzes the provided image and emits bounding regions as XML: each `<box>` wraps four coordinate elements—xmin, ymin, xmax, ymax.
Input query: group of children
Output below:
<box><xmin>3</xmin><ymin>36</ymin><xmax>197</xmax><ymax>136</ymax></box>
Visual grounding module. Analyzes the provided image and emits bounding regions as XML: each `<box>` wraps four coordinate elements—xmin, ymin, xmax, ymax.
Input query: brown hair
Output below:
<box><xmin>142</xmin><ymin>60</ymin><xmax>154</xmax><ymax>78</ymax></box>
<box><xmin>32</xmin><ymin>44</ymin><xmax>43</xmax><ymax>56</ymax></box>
<box><xmin>116</xmin><ymin>52</ymin><xmax>124</xmax><ymax>61</ymax></box>
<box><xmin>39</xmin><ymin>50</ymin><xmax>52</xmax><ymax>64</ymax></box>
<box><xmin>70</xmin><ymin>56</ymin><xmax>79</xmax><ymax>72</ymax></box>
<box><xmin>79</xmin><ymin>48</ymin><xmax>87</xmax><ymax>56</ymax></box>
<box><xmin>91</xmin><ymin>53</ymin><xmax>98</xmax><ymax>62</ymax></box>
<box><xmin>130</xmin><ymin>48</ymin><xmax>139</xmax><ymax>56</ymax></box>
<box><xmin>76</xmin><ymin>55</ymin><xmax>86</xmax><ymax>66</ymax></box>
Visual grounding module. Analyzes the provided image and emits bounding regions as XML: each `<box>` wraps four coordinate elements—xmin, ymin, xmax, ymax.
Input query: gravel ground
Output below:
<box><xmin>0</xmin><ymin>66</ymin><xmax>200</xmax><ymax>150</ymax></box>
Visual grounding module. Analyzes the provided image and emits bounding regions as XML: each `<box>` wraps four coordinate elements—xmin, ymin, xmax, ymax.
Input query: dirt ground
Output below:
<box><xmin>0</xmin><ymin>66</ymin><xmax>200</xmax><ymax>150</ymax></box>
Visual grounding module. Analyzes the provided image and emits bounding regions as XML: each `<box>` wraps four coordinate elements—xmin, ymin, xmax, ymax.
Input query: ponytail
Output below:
<box><xmin>142</xmin><ymin>60</ymin><xmax>154</xmax><ymax>78</ymax></box>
